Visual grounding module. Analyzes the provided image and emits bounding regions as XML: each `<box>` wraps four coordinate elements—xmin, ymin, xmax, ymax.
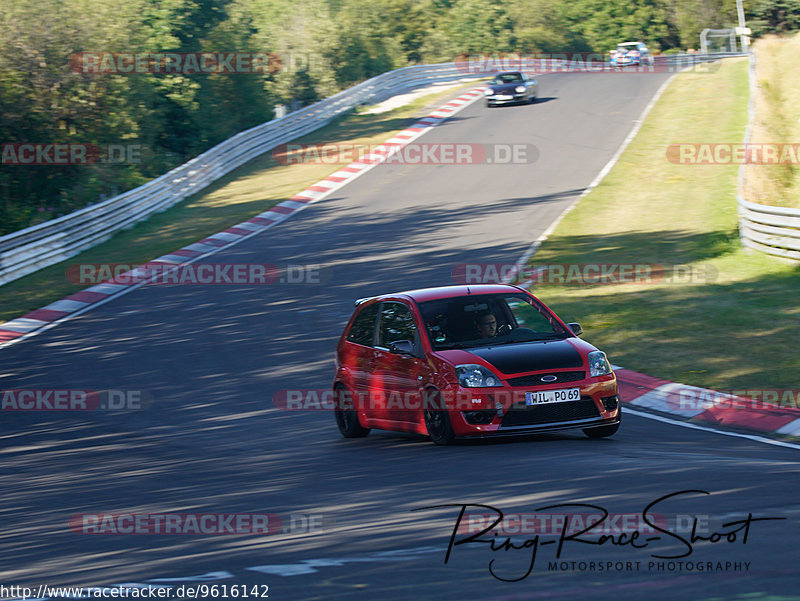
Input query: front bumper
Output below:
<box><xmin>610</xmin><ymin>57</ymin><xmax>639</xmax><ymax>66</ymax></box>
<box><xmin>446</xmin><ymin>375</ymin><xmax>619</xmax><ymax>437</ymax></box>
<box><xmin>461</xmin><ymin>414</ymin><xmax>620</xmax><ymax>438</ymax></box>
<box><xmin>486</xmin><ymin>93</ymin><xmax>529</xmax><ymax>104</ymax></box>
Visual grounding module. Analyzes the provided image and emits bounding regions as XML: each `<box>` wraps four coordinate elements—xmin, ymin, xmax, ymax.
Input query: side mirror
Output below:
<box><xmin>567</xmin><ymin>323</ymin><xmax>583</xmax><ymax>337</ymax></box>
<box><xmin>389</xmin><ymin>340</ymin><xmax>414</xmax><ymax>355</ymax></box>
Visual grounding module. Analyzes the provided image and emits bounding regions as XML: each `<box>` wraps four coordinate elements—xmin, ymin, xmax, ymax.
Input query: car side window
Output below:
<box><xmin>505</xmin><ymin>296</ymin><xmax>562</xmax><ymax>332</ymax></box>
<box><xmin>346</xmin><ymin>303</ymin><xmax>380</xmax><ymax>346</ymax></box>
<box><xmin>377</xmin><ymin>302</ymin><xmax>418</xmax><ymax>349</ymax></box>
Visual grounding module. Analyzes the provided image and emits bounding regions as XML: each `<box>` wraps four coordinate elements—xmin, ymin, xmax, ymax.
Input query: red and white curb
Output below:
<box><xmin>615</xmin><ymin>367</ymin><xmax>800</xmax><ymax>440</ymax></box>
<box><xmin>0</xmin><ymin>88</ymin><xmax>485</xmax><ymax>350</ymax></box>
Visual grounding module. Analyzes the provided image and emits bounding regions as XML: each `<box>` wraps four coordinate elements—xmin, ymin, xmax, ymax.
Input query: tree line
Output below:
<box><xmin>1</xmin><ymin>0</ymin><xmax>797</xmax><ymax>235</ymax></box>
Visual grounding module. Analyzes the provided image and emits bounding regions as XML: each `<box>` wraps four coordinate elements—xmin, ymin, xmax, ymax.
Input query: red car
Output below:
<box><xmin>332</xmin><ymin>284</ymin><xmax>620</xmax><ymax>445</ymax></box>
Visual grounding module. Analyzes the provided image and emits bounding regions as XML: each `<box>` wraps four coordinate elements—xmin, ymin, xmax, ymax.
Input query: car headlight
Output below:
<box><xmin>455</xmin><ymin>364</ymin><xmax>502</xmax><ymax>388</ymax></box>
<box><xmin>588</xmin><ymin>351</ymin><xmax>612</xmax><ymax>377</ymax></box>
<box><xmin>515</xmin><ymin>85</ymin><xmax>526</xmax><ymax>93</ymax></box>
<box><xmin>484</xmin><ymin>88</ymin><xmax>494</xmax><ymax>96</ymax></box>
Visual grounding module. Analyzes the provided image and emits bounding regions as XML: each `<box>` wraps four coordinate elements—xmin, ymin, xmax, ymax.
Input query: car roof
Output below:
<box><xmin>360</xmin><ymin>284</ymin><xmax>527</xmax><ymax>305</ymax></box>
<box><xmin>494</xmin><ymin>71</ymin><xmax>523</xmax><ymax>77</ymax></box>
<box><xmin>618</xmin><ymin>41</ymin><xmax>643</xmax><ymax>46</ymax></box>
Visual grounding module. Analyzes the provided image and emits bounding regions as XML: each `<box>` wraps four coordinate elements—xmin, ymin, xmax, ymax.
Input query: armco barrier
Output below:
<box><xmin>738</xmin><ymin>199</ymin><xmax>800</xmax><ymax>261</ymax></box>
<box><xmin>0</xmin><ymin>53</ymin><xmax>743</xmax><ymax>286</ymax></box>
<box><xmin>737</xmin><ymin>50</ymin><xmax>800</xmax><ymax>262</ymax></box>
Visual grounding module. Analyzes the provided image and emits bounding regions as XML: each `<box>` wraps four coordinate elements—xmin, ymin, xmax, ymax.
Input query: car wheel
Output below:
<box><xmin>583</xmin><ymin>410</ymin><xmax>621</xmax><ymax>438</ymax></box>
<box><xmin>334</xmin><ymin>385</ymin><xmax>370</xmax><ymax>438</ymax></box>
<box><xmin>529</xmin><ymin>95</ymin><xmax>537</xmax><ymax>104</ymax></box>
<box><xmin>486</xmin><ymin>101</ymin><xmax>493</xmax><ymax>108</ymax></box>
<box><xmin>423</xmin><ymin>389</ymin><xmax>455</xmax><ymax>445</ymax></box>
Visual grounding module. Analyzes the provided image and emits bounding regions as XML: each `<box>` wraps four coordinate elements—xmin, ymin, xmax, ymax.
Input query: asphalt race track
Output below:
<box><xmin>2</xmin><ymin>70</ymin><xmax>799</xmax><ymax>601</ymax></box>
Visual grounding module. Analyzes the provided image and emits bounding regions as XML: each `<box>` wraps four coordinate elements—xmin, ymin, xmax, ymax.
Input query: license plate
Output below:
<box><xmin>496</xmin><ymin>95</ymin><xmax>513</xmax><ymax>100</ymax></box>
<box><xmin>525</xmin><ymin>387</ymin><xmax>580</xmax><ymax>405</ymax></box>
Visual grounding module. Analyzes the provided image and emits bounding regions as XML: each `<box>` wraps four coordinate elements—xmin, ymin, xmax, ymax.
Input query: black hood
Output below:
<box><xmin>467</xmin><ymin>339</ymin><xmax>583</xmax><ymax>374</ymax></box>
<box><xmin>490</xmin><ymin>83</ymin><xmax>522</xmax><ymax>93</ymax></box>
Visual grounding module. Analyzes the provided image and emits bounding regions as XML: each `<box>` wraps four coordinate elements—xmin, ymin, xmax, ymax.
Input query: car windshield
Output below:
<box><xmin>617</xmin><ymin>44</ymin><xmax>638</xmax><ymax>52</ymax></box>
<box><xmin>417</xmin><ymin>293</ymin><xmax>570</xmax><ymax>350</ymax></box>
<box><xmin>492</xmin><ymin>73</ymin><xmax>523</xmax><ymax>84</ymax></box>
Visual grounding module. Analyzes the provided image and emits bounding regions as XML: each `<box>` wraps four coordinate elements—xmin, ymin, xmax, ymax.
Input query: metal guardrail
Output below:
<box><xmin>0</xmin><ymin>63</ymin><xmax>488</xmax><ymax>285</ymax></box>
<box><xmin>738</xmin><ymin>198</ymin><xmax>800</xmax><ymax>260</ymax></box>
<box><xmin>0</xmin><ymin>53</ymin><xmax>746</xmax><ymax>285</ymax></box>
<box><xmin>737</xmin><ymin>50</ymin><xmax>800</xmax><ymax>262</ymax></box>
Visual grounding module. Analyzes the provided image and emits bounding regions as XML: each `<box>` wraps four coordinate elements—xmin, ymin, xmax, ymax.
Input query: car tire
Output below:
<box><xmin>529</xmin><ymin>95</ymin><xmax>537</xmax><ymax>104</ymax></box>
<box><xmin>583</xmin><ymin>409</ymin><xmax>621</xmax><ymax>438</ymax></box>
<box><xmin>486</xmin><ymin>101</ymin><xmax>493</xmax><ymax>108</ymax></box>
<box><xmin>334</xmin><ymin>385</ymin><xmax>370</xmax><ymax>438</ymax></box>
<box><xmin>423</xmin><ymin>389</ymin><xmax>455</xmax><ymax>445</ymax></box>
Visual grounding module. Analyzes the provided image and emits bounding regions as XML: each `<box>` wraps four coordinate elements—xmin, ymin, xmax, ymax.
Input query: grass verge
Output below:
<box><xmin>745</xmin><ymin>32</ymin><xmax>800</xmax><ymax>209</ymax></box>
<box><xmin>527</xmin><ymin>57</ymin><xmax>800</xmax><ymax>391</ymax></box>
<box><xmin>0</xmin><ymin>82</ymin><xmax>479</xmax><ymax>323</ymax></box>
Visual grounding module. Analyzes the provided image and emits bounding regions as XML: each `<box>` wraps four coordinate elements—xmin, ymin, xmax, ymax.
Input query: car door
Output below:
<box><xmin>342</xmin><ymin>302</ymin><xmax>381</xmax><ymax>416</ymax></box>
<box><xmin>370</xmin><ymin>301</ymin><xmax>430</xmax><ymax>425</ymax></box>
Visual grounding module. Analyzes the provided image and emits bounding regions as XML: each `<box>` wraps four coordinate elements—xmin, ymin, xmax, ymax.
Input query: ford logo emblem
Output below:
<box><xmin>541</xmin><ymin>375</ymin><xmax>557</xmax><ymax>382</ymax></box>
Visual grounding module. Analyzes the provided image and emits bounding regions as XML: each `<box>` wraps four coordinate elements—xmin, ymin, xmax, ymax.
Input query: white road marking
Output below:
<box><xmin>246</xmin><ymin>546</ymin><xmax>442</xmax><ymax>577</ymax></box>
<box><xmin>624</xmin><ymin>407</ymin><xmax>800</xmax><ymax>451</ymax></box>
<box><xmin>149</xmin><ymin>571</ymin><xmax>233</xmax><ymax>582</ymax></box>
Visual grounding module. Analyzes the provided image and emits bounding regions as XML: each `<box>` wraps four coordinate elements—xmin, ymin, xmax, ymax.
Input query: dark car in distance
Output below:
<box><xmin>484</xmin><ymin>71</ymin><xmax>538</xmax><ymax>107</ymax></box>
<box><xmin>332</xmin><ymin>285</ymin><xmax>620</xmax><ymax>445</ymax></box>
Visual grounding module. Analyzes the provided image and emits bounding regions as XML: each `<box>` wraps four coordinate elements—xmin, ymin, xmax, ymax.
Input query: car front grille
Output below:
<box><xmin>506</xmin><ymin>371</ymin><xmax>585</xmax><ymax>387</ymax></box>
<box><xmin>500</xmin><ymin>397</ymin><xmax>600</xmax><ymax>428</ymax></box>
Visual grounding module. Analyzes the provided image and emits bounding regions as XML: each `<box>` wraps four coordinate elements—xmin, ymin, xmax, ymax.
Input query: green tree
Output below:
<box><xmin>663</xmin><ymin>0</ymin><xmax>740</xmax><ymax>49</ymax></box>
<box><xmin>750</xmin><ymin>0</ymin><xmax>800</xmax><ymax>35</ymax></box>
<box><xmin>442</xmin><ymin>0</ymin><xmax>514</xmax><ymax>54</ymax></box>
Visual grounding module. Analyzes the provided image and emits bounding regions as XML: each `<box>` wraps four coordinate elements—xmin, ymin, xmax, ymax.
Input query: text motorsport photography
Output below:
<box><xmin>414</xmin><ymin>491</ymin><xmax>783</xmax><ymax>581</ymax></box>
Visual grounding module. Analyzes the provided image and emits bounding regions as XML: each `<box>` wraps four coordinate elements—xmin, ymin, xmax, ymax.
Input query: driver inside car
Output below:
<box><xmin>475</xmin><ymin>311</ymin><xmax>498</xmax><ymax>338</ymax></box>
